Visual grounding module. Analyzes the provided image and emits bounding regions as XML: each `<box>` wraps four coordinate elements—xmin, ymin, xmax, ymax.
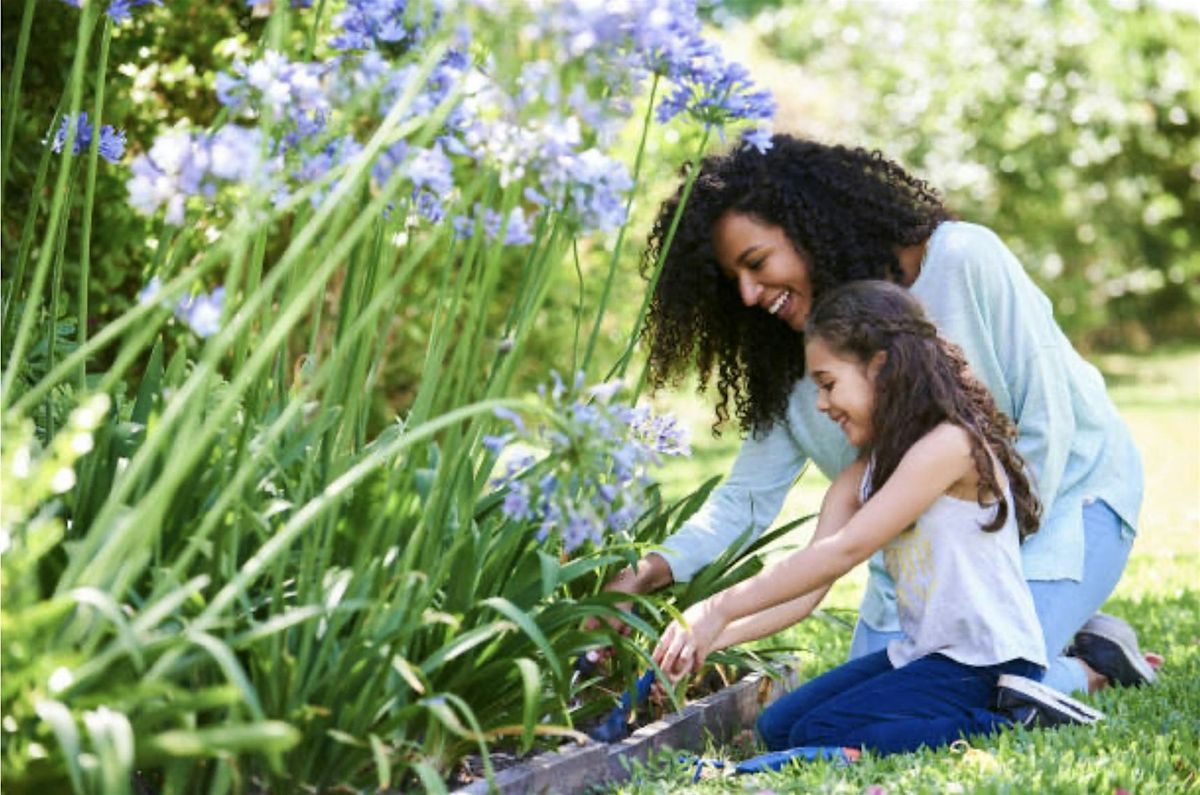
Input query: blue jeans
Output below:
<box><xmin>757</xmin><ymin>650</ymin><xmax>1042</xmax><ymax>755</ymax></box>
<box><xmin>850</xmin><ymin>499</ymin><xmax>1133</xmax><ymax>694</ymax></box>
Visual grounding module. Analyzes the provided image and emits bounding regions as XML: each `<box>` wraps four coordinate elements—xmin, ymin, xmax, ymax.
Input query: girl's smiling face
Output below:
<box><xmin>711</xmin><ymin>211</ymin><xmax>815</xmax><ymax>332</ymax></box>
<box><xmin>805</xmin><ymin>336</ymin><xmax>886</xmax><ymax>447</ymax></box>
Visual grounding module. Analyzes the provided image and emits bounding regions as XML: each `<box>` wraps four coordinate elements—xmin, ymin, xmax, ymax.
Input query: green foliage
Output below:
<box><xmin>0</xmin><ymin>3</ymin><xmax>774</xmax><ymax>791</ymax></box>
<box><xmin>739</xmin><ymin>0</ymin><xmax>1200</xmax><ymax>349</ymax></box>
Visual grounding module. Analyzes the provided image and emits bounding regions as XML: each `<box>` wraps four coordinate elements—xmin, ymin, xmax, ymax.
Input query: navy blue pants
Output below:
<box><xmin>757</xmin><ymin>651</ymin><xmax>1042</xmax><ymax>755</ymax></box>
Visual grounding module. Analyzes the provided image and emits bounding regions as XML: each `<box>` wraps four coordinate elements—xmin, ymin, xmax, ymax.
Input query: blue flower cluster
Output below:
<box><xmin>51</xmin><ymin>112</ymin><xmax>126</xmax><ymax>164</ymax></box>
<box><xmin>517</xmin><ymin>0</ymin><xmax>776</xmax><ymax>147</ymax></box>
<box><xmin>105</xmin><ymin>0</ymin><xmax>161</xmax><ymax>24</ymax></box>
<box><xmin>122</xmin><ymin>0</ymin><xmax>775</xmax><ymax>234</ymax></box>
<box><xmin>126</xmin><ymin>127</ymin><xmax>276</xmax><ymax>225</ymax></box>
<box><xmin>56</xmin><ymin>0</ymin><xmax>161</xmax><ymax>25</ymax></box>
<box><xmin>138</xmin><ymin>278</ymin><xmax>226</xmax><ymax>339</ymax></box>
<box><xmin>486</xmin><ymin>373</ymin><xmax>690</xmax><ymax>553</ymax></box>
<box><xmin>330</xmin><ymin>0</ymin><xmax>419</xmax><ymax>51</ymax></box>
<box><xmin>214</xmin><ymin>51</ymin><xmax>331</xmax><ymax>144</ymax></box>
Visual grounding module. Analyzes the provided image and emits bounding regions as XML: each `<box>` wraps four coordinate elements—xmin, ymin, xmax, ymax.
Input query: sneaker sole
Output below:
<box><xmin>996</xmin><ymin>674</ymin><xmax>1106</xmax><ymax>723</ymax></box>
<box><xmin>1077</xmin><ymin>615</ymin><xmax>1158</xmax><ymax>686</ymax></box>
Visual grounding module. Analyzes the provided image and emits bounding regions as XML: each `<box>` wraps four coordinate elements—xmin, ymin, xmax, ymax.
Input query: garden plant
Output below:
<box><xmin>0</xmin><ymin>0</ymin><xmax>784</xmax><ymax>792</ymax></box>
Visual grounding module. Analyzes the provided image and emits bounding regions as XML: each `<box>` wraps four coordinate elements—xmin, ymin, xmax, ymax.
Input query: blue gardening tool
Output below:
<box><xmin>587</xmin><ymin>668</ymin><xmax>657</xmax><ymax>743</ymax></box>
<box><xmin>684</xmin><ymin>746</ymin><xmax>858</xmax><ymax>782</ymax></box>
<box><xmin>732</xmin><ymin>745</ymin><xmax>858</xmax><ymax>772</ymax></box>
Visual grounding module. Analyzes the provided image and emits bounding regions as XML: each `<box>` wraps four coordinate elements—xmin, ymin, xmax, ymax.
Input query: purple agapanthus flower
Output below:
<box><xmin>331</xmin><ymin>0</ymin><xmax>410</xmax><ymax>51</ymax></box>
<box><xmin>57</xmin><ymin>0</ymin><xmax>161</xmax><ymax>24</ymax></box>
<box><xmin>106</xmin><ymin>0</ymin><xmax>161</xmax><ymax>24</ymax></box>
<box><xmin>216</xmin><ymin>51</ymin><xmax>330</xmax><ymax>143</ymax></box>
<box><xmin>51</xmin><ymin>113</ymin><xmax>126</xmax><ymax>164</ymax></box>
<box><xmin>175</xmin><ymin>286</ymin><xmax>226</xmax><ymax>339</ymax></box>
<box><xmin>127</xmin><ymin>125</ymin><xmax>280</xmax><ymax>224</ymax></box>
<box><xmin>488</xmin><ymin>372</ymin><xmax>689</xmax><ymax>552</ymax></box>
<box><xmin>137</xmin><ymin>276</ymin><xmax>164</xmax><ymax>306</ymax></box>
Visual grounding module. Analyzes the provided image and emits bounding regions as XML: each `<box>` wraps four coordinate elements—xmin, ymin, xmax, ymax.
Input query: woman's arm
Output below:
<box><xmin>710</xmin><ymin>458</ymin><xmax>865</xmax><ymax>650</ymax></box>
<box><xmin>652</xmin><ymin>421</ymin><xmax>812</xmax><ymax>584</ymax></box>
<box><xmin>654</xmin><ymin>424</ymin><xmax>973</xmax><ymax>677</ymax></box>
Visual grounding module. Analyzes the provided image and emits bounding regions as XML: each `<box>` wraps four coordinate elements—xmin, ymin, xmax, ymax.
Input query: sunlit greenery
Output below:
<box><xmin>722</xmin><ymin>0</ymin><xmax>1200</xmax><ymax>349</ymax></box>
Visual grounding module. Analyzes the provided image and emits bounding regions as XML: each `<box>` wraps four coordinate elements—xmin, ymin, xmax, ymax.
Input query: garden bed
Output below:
<box><xmin>450</xmin><ymin>666</ymin><xmax>799</xmax><ymax>794</ymax></box>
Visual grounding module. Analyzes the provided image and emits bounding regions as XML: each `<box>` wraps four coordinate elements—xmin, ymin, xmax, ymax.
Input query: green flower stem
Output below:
<box><xmin>582</xmin><ymin>73</ymin><xmax>660</xmax><ymax>374</ymax></box>
<box><xmin>1</xmin><ymin>113</ymin><xmax>57</xmax><ymax>344</ymax></box>
<box><xmin>460</xmin><ymin>186</ymin><xmax>524</xmax><ymax>389</ymax></box>
<box><xmin>228</xmin><ymin>226</ymin><xmax>267</xmax><ymax>375</ymax></box>
<box><xmin>0</xmin><ymin>6</ymin><xmax>97</xmax><ymax>406</ymax></box>
<box><xmin>610</xmin><ymin>126</ymin><xmax>713</xmax><ymax>388</ymax></box>
<box><xmin>0</xmin><ymin>0</ymin><xmax>37</xmax><ymax>202</ymax></box>
<box><xmin>45</xmin><ymin>179</ymin><xmax>75</xmax><ymax>437</ymax></box>
<box><xmin>305</xmin><ymin>0</ymin><xmax>329</xmax><ymax>60</ymax></box>
<box><xmin>570</xmin><ymin>239</ymin><xmax>585</xmax><ymax>372</ymax></box>
<box><xmin>76</xmin><ymin>18</ymin><xmax>114</xmax><ymax>390</ymax></box>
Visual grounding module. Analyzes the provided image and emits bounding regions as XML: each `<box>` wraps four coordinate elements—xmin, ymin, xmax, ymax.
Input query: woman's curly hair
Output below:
<box><xmin>807</xmin><ymin>281</ymin><xmax>1040</xmax><ymax>539</ymax></box>
<box><xmin>642</xmin><ymin>135</ymin><xmax>952</xmax><ymax>435</ymax></box>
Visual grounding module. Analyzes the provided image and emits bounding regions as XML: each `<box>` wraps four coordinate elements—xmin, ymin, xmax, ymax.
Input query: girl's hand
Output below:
<box><xmin>652</xmin><ymin>601</ymin><xmax>725</xmax><ymax>682</ymax></box>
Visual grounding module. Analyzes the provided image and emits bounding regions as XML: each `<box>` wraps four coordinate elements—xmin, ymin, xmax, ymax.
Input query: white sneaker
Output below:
<box><xmin>993</xmin><ymin>675</ymin><xmax>1105</xmax><ymax>728</ymax></box>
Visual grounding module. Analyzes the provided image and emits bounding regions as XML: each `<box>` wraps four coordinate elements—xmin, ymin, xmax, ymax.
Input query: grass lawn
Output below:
<box><xmin>613</xmin><ymin>348</ymin><xmax>1200</xmax><ymax>793</ymax></box>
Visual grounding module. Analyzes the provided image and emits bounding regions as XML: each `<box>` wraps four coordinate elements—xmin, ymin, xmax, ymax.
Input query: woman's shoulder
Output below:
<box><xmin>922</xmin><ymin>221</ymin><xmax>1024</xmax><ymax>295</ymax></box>
<box><xmin>933</xmin><ymin>220</ymin><xmax>1006</xmax><ymax>251</ymax></box>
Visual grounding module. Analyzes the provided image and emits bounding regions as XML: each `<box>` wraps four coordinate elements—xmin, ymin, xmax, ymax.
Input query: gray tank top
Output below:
<box><xmin>861</xmin><ymin>459</ymin><xmax>1048</xmax><ymax>669</ymax></box>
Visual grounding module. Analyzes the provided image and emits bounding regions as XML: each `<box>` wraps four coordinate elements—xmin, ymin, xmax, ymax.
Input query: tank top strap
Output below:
<box><xmin>858</xmin><ymin>455</ymin><xmax>875</xmax><ymax>504</ymax></box>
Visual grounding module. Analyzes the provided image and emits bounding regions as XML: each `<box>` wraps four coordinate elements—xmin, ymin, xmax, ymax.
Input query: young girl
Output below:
<box><xmin>654</xmin><ymin>281</ymin><xmax>1079</xmax><ymax>756</ymax></box>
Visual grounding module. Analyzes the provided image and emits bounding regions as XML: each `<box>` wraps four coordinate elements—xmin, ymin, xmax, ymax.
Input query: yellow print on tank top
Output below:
<box><xmin>883</xmin><ymin>524</ymin><xmax>935</xmax><ymax>619</ymax></box>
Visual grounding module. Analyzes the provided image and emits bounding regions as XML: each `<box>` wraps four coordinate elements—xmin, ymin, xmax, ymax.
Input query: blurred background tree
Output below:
<box><xmin>713</xmin><ymin>0</ymin><xmax>1199</xmax><ymax>350</ymax></box>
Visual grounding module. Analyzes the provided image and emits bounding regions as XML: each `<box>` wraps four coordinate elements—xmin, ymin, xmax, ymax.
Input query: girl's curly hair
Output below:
<box><xmin>642</xmin><ymin>135</ymin><xmax>952</xmax><ymax>435</ymax></box>
<box><xmin>807</xmin><ymin>281</ymin><xmax>1040</xmax><ymax>539</ymax></box>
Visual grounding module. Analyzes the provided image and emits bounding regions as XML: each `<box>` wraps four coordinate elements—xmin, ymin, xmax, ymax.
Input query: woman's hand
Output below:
<box><xmin>652</xmin><ymin>600</ymin><xmax>727</xmax><ymax>682</ymax></box>
<box><xmin>582</xmin><ymin>555</ymin><xmax>675</xmax><ymax>659</ymax></box>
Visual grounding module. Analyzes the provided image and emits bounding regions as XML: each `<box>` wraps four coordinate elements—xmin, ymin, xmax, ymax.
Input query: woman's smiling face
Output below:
<box><xmin>711</xmin><ymin>211</ymin><xmax>815</xmax><ymax>332</ymax></box>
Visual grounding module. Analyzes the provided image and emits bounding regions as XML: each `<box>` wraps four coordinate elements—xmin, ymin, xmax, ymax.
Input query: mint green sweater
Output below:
<box><xmin>659</xmin><ymin>221</ymin><xmax>1143</xmax><ymax>632</ymax></box>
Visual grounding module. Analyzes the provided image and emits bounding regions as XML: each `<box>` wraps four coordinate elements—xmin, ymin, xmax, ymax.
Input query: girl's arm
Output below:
<box><xmin>654</xmin><ymin>423</ymin><xmax>973</xmax><ymax>677</ymax></box>
<box><xmin>710</xmin><ymin>459</ymin><xmax>865</xmax><ymax>651</ymax></box>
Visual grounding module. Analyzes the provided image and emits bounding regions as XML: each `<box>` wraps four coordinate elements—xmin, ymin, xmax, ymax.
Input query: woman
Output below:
<box><xmin>604</xmin><ymin>135</ymin><xmax>1154</xmax><ymax>703</ymax></box>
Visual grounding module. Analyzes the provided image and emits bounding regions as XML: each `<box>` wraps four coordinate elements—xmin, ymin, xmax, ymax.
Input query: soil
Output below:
<box><xmin>448</xmin><ymin>751</ymin><xmax>538</xmax><ymax>788</ymax></box>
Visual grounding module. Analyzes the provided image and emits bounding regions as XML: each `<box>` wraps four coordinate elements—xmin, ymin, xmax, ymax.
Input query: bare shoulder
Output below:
<box><xmin>903</xmin><ymin>423</ymin><xmax>973</xmax><ymax>473</ymax></box>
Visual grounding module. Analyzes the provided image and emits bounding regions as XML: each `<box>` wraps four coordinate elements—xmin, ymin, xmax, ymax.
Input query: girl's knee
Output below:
<box><xmin>755</xmin><ymin>707</ymin><xmax>792</xmax><ymax>752</ymax></box>
<box><xmin>787</xmin><ymin>715</ymin><xmax>849</xmax><ymax>749</ymax></box>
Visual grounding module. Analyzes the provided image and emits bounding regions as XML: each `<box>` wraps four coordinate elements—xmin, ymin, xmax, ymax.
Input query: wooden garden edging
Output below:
<box><xmin>453</xmin><ymin>666</ymin><xmax>799</xmax><ymax>794</ymax></box>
